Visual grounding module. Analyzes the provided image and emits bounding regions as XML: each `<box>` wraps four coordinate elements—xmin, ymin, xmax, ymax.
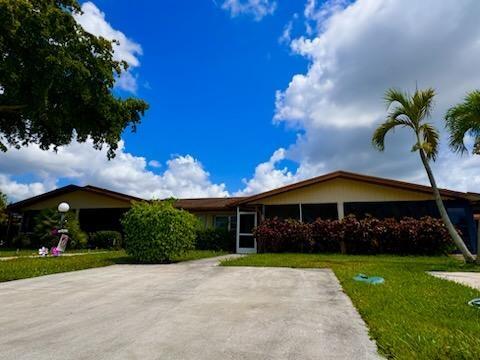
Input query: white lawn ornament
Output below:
<box><xmin>38</xmin><ymin>247</ymin><xmax>49</xmax><ymax>257</ymax></box>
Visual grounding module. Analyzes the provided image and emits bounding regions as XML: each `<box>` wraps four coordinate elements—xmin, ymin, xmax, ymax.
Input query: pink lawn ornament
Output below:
<box><xmin>50</xmin><ymin>247</ymin><xmax>60</xmax><ymax>257</ymax></box>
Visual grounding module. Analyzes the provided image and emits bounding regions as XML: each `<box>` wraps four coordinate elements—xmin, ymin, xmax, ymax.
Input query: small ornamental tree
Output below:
<box><xmin>121</xmin><ymin>201</ymin><xmax>198</xmax><ymax>263</ymax></box>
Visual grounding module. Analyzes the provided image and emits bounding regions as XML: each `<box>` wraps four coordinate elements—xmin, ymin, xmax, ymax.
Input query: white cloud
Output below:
<box><xmin>239</xmin><ymin>0</ymin><xmax>480</xmax><ymax>195</ymax></box>
<box><xmin>221</xmin><ymin>0</ymin><xmax>277</xmax><ymax>21</ymax></box>
<box><xmin>115</xmin><ymin>71</ymin><xmax>138</xmax><ymax>93</ymax></box>
<box><xmin>0</xmin><ymin>175</ymin><xmax>53</xmax><ymax>203</ymax></box>
<box><xmin>73</xmin><ymin>2</ymin><xmax>143</xmax><ymax>93</ymax></box>
<box><xmin>0</xmin><ymin>140</ymin><xmax>229</xmax><ymax>202</ymax></box>
<box><xmin>278</xmin><ymin>13</ymin><xmax>298</xmax><ymax>45</ymax></box>
<box><xmin>148</xmin><ymin>160</ymin><xmax>161</xmax><ymax>168</ymax></box>
<box><xmin>235</xmin><ymin>148</ymin><xmax>324</xmax><ymax>195</ymax></box>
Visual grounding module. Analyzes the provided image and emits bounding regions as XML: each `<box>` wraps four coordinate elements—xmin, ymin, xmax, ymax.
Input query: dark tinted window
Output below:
<box><xmin>264</xmin><ymin>205</ymin><xmax>300</xmax><ymax>220</ymax></box>
<box><xmin>301</xmin><ymin>204</ymin><xmax>338</xmax><ymax>222</ymax></box>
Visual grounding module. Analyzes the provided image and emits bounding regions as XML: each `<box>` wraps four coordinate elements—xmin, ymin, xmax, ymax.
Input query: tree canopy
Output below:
<box><xmin>372</xmin><ymin>88</ymin><xmax>439</xmax><ymax>160</ymax></box>
<box><xmin>0</xmin><ymin>0</ymin><xmax>149</xmax><ymax>158</ymax></box>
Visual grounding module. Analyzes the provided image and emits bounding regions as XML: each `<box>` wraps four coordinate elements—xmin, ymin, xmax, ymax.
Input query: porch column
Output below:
<box><xmin>337</xmin><ymin>201</ymin><xmax>344</xmax><ymax>220</ymax></box>
<box><xmin>236</xmin><ymin>206</ymin><xmax>240</xmax><ymax>253</ymax></box>
<box><xmin>337</xmin><ymin>201</ymin><xmax>346</xmax><ymax>254</ymax></box>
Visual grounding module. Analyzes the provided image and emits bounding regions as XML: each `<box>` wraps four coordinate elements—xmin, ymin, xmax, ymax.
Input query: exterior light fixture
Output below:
<box><xmin>57</xmin><ymin>202</ymin><xmax>70</xmax><ymax>213</ymax></box>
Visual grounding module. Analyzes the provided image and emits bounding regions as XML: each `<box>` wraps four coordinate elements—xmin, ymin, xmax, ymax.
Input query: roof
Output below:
<box><xmin>6</xmin><ymin>170</ymin><xmax>472</xmax><ymax>213</ymax></box>
<box><xmin>7</xmin><ymin>184</ymin><xmax>144</xmax><ymax>211</ymax></box>
<box><xmin>174</xmin><ymin>197</ymin><xmax>246</xmax><ymax>212</ymax></box>
<box><xmin>234</xmin><ymin>170</ymin><xmax>469</xmax><ymax>205</ymax></box>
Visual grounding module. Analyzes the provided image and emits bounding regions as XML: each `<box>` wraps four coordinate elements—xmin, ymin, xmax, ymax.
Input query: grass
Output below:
<box><xmin>171</xmin><ymin>250</ymin><xmax>227</xmax><ymax>262</ymax></box>
<box><xmin>0</xmin><ymin>248</ymin><xmax>108</xmax><ymax>258</ymax></box>
<box><xmin>222</xmin><ymin>254</ymin><xmax>480</xmax><ymax>360</ymax></box>
<box><xmin>0</xmin><ymin>249</ymin><xmax>227</xmax><ymax>283</ymax></box>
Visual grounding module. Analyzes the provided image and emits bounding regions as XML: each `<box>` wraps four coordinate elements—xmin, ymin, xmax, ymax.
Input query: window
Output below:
<box><xmin>229</xmin><ymin>215</ymin><xmax>237</xmax><ymax>232</ymax></box>
<box><xmin>301</xmin><ymin>204</ymin><xmax>338</xmax><ymax>222</ymax></box>
<box><xmin>214</xmin><ymin>215</ymin><xmax>229</xmax><ymax>230</ymax></box>
<box><xmin>264</xmin><ymin>205</ymin><xmax>300</xmax><ymax>220</ymax></box>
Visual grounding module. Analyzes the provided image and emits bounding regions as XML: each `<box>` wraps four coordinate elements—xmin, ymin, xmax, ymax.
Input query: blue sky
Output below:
<box><xmin>110</xmin><ymin>0</ymin><xmax>306</xmax><ymax>190</ymax></box>
<box><xmin>2</xmin><ymin>0</ymin><xmax>480</xmax><ymax>201</ymax></box>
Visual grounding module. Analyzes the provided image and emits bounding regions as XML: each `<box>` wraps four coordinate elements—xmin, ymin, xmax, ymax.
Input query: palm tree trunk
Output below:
<box><xmin>419</xmin><ymin>149</ymin><xmax>475</xmax><ymax>263</ymax></box>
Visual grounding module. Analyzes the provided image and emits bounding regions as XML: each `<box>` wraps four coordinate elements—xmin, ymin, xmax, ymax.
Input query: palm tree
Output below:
<box><xmin>372</xmin><ymin>88</ymin><xmax>475</xmax><ymax>263</ymax></box>
<box><xmin>445</xmin><ymin>90</ymin><xmax>480</xmax><ymax>154</ymax></box>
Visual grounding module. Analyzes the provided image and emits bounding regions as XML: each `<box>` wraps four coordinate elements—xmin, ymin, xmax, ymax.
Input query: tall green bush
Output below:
<box><xmin>33</xmin><ymin>209</ymin><xmax>88</xmax><ymax>249</ymax></box>
<box><xmin>121</xmin><ymin>201</ymin><xmax>198</xmax><ymax>263</ymax></box>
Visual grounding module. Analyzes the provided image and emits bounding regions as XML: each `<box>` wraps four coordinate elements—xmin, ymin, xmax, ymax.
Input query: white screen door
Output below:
<box><xmin>236</xmin><ymin>211</ymin><xmax>257</xmax><ymax>254</ymax></box>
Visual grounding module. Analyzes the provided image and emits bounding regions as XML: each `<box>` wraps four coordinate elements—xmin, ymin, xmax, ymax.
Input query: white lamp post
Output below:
<box><xmin>56</xmin><ymin>202</ymin><xmax>70</xmax><ymax>254</ymax></box>
<box><xmin>57</xmin><ymin>202</ymin><xmax>70</xmax><ymax>232</ymax></box>
<box><xmin>58</xmin><ymin>202</ymin><xmax>70</xmax><ymax>213</ymax></box>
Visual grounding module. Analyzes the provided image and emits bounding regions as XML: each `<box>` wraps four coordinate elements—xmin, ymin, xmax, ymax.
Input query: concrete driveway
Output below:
<box><xmin>0</xmin><ymin>256</ymin><xmax>378</xmax><ymax>360</ymax></box>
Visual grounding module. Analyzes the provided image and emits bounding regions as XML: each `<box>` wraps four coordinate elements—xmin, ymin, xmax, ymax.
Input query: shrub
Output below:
<box><xmin>254</xmin><ymin>218</ymin><xmax>313</xmax><ymax>253</ymax></box>
<box><xmin>121</xmin><ymin>201</ymin><xmax>198</xmax><ymax>263</ymax></box>
<box><xmin>254</xmin><ymin>215</ymin><xmax>454</xmax><ymax>255</ymax></box>
<box><xmin>195</xmin><ymin>228</ymin><xmax>235</xmax><ymax>251</ymax></box>
<box><xmin>33</xmin><ymin>209</ymin><xmax>88</xmax><ymax>249</ymax></box>
<box><xmin>12</xmin><ymin>233</ymin><xmax>33</xmax><ymax>248</ymax></box>
<box><xmin>89</xmin><ymin>231</ymin><xmax>123</xmax><ymax>249</ymax></box>
<box><xmin>310</xmin><ymin>218</ymin><xmax>342</xmax><ymax>253</ymax></box>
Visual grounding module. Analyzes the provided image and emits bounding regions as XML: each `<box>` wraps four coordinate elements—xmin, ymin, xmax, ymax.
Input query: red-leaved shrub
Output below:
<box><xmin>254</xmin><ymin>215</ymin><xmax>454</xmax><ymax>255</ymax></box>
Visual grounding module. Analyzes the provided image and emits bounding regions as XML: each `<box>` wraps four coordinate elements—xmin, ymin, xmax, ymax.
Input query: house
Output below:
<box><xmin>7</xmin><ymin>185</ymin><xmax>142</xmax><ymax>234</ymax></box>
<box><xmin>7</xmin><ymin>171</ymin><xmax>479</xmax><ymax>253</ymax></box>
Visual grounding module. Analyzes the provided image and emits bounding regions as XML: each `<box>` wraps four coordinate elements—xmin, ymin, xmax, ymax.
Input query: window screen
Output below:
<box><xmin>301</xmin><ymin>203</ymin><xmax>338</xmax><ymax>222</ymax></box>
<box><xmin>343</xmin><ymin>201</ymin><xmax>439</xmax><ymax>220</ymax></box>
<box><xmin>214</xmin><ymin>216</ymin><xmax>229</xmax><ymax>230</ymax></box>
<box><xmin>229</xmin><ymin>215</ymin><xmax>237</xmax><ymax>232</ymax></box>
<box><xmin>264</xmin><ymin>205</ymin><xmax>300</xmax><ymax>220</ymax></box>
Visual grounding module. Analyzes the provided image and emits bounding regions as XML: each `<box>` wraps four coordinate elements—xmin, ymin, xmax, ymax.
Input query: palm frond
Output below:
<box><xmin>413</xmin><ymin>88</ymin><xmax>435</xmax><ymax>121</ymax></box>
<box><xmin>384</xmin><ymin>88</ymin><xmax>411</xmax><ymax>112</ymax></box>
<box><xmin>445</xmin><ymin>90</ymin><xmax>480</xmax><ymax>154</ymax></box>
<box><xmin>419</xmin><ymin>123</ymin><xmax>440</xmax><ymax>160</ymax></box>
<box><xmin>372</xmin><ymin>119</ymin><xmax>409</xmax><ymax>151</ymax></box>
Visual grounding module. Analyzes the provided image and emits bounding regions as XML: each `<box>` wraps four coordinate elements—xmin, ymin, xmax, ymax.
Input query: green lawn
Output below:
<box><xmin>222</xmin><ymin>254</ymin><xmax>480</xmax><ymax>360</ymax></box>
<box><xmin>0</xmin><ymin>248</ymin><xmax>108</xmax><ymax>258</ymax></box>
<box><xmin>0</xmin><ymin>250</ymin><xmax>227</xmax><ymax>283</ymax></box>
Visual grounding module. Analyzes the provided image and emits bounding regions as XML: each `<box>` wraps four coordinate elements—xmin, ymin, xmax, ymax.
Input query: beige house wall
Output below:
<box><xmin>253</xmin><ymin>178</ymin><xmax>451</xmax><ymax>206</ymax></box>
<box><xmin>22</xmin><ymin>190</ymin><xmax>134</xmax><ymax>211</ymax></box>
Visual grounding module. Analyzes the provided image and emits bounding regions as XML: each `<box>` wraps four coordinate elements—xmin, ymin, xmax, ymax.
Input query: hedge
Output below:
<box><xmin>195</xmin><ymin>228</ymin><xmax>235</xmax><ymax>252</ymax></box>
<box><xmin>121</xmin><ymin>200</ymin><xmax>198</xmax><ymax>263</ymax></box>
<box><xmin>89</xmin><ymin>231</ymin><xmax>123</xmax><ymax>249</ymax></box>
<box><xmin>254</xmin><ymin>215</ymin><xmax>455</xmax><ymax>255</ymax></box>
